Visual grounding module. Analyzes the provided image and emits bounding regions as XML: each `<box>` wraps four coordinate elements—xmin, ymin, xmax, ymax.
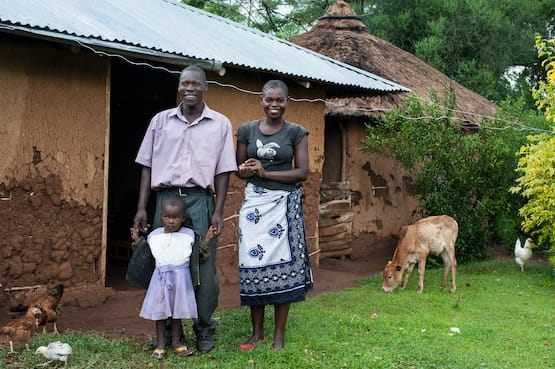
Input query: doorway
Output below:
<box><xmin>319</xmin><ymin>118</ymin><xmax>353</xmax><ymax>259</ymax></box>
<box><xmin>106</xmin><ymin>59</ymin><xmax>178</xmax><ymax>288</ymax></box>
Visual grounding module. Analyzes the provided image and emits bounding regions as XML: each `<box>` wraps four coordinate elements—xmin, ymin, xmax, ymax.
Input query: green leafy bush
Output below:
<box><xmin>510</xmin><ymin>37</ymin><xmax>555</xmax><ymax>264</ymax></box>
<box><xmin>362</xmin><ymin>90</ymin><xmax>534</xmax><ymax>262</ymax></box>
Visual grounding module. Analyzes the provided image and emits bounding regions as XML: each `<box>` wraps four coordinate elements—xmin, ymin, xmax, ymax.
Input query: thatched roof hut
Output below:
<box><xmin>288</xmin><ymin>0</ymin><xmax>499</xmax><ymax>257</ymax></box>
<box><xmin>290</xmin><ymin>0</ymin><xmax>497</xmax><ymax>124</ymax></box>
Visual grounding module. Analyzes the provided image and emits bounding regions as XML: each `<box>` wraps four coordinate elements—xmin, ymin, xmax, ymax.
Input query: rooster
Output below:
<box><xmin>514</xmin><ymin>238</ymin><xmax>533</xmax><ymax>272</ymax></box>
<box><xmin>1</xmin><ymin>306</ymin><xmax>43</xmax><ymax>353</ymax></box>
<box><xmin>28</xmin><ymin>284</ymin><xmax>64</xmax><ymax>334</ymax></box>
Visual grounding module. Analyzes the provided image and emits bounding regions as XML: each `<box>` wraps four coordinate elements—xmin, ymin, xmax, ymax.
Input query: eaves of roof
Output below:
<box><xmin>0</xmin><ymin>0</ymin><xmax>409</xmax><ymax>95</ymax></box>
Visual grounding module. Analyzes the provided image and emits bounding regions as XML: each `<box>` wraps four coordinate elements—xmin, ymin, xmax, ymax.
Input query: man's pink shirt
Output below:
<box><xmin>136</xmin><ymin>103</ymin><xmax>237</xmax><ymax>192</ymax></box>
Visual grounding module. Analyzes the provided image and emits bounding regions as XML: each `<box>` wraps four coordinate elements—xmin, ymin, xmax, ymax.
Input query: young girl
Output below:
<box><xmin>131</xmin><ymin>196</ymin><xmax>215</xmax><ymax>360</ymax></box>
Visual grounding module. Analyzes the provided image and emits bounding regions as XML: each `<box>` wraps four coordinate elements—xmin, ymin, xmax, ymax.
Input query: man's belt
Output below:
<box><xmin>157</xmin><ymin>186</ymin><xmax>212</xmax><ymax>195</ymax></box>
<box><xmin>176</xmin><ymin>186</ymin><xmax>211</xmax><ymax>196</ymax></box>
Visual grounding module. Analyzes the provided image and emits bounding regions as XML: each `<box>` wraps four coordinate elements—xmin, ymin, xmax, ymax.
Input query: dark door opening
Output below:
<box><xmin>106</xmin><ymin>59</ymin><xmax>178</xmax><ymax>288</ymax></box>
<box><xmin>322</xmin><ymin>119</ymin><xmax>343</xmax><ymax>183</ymax></box>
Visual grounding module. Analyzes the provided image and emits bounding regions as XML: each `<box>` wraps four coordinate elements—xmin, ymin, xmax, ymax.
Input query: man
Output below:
<box><xmin>133</xmin><ymin>65</ymin><xmax>237</xmax><ymax>352</ymax></box>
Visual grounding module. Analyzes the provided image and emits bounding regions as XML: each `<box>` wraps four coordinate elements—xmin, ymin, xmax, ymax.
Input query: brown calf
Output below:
<box><xmin>382</xmin><ymin>215</ymin><xmax>458</xmax><ymax>294</ymax></box>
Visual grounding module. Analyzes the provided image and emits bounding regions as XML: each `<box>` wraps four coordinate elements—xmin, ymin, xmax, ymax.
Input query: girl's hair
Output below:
<box><xmin>163</xmin><ymin>195</ymin><xmax>186</xmax><ymax>216</ymax></box>
<box><xmin>262</xmin><ymin>80</ymin><xmax>288</xmax><ymax>96</ymax></box>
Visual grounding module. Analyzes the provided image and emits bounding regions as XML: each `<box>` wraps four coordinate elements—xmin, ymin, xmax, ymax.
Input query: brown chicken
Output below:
<box><xmin>1</xmin><ymin>306</ymin><xmax>43</xmax><ymax>353</ymax></box>
<box><xmin>28</xmin><ymin>284</ymin><xmax>64</xmax><ymax>334</ymax></box>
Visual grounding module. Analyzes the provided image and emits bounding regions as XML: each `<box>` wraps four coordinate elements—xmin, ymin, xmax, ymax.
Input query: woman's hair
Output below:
<box><xmin>262</xmin><ymin>80</ymin><xmax>288</xmax><ymax>97</ymax></box>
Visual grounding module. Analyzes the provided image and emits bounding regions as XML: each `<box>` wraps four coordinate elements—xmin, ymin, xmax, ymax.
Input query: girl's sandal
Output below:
<box><xmin>152</xmin><ymin>348</ymin><xmax>166</xmax><ymax>361</ymax></box>
<box><xmin>174</xmin><ymin>346</ymin><xmax>194</xmax><ymax>357</ymax></box>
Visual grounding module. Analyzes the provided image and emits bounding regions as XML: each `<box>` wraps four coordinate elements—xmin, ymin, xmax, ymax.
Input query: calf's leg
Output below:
<box><xmin>416</xmin><ymin>259</ymin><xmax>427</xmax><ymax>294</ymax></box>
<box><xmin>441</xmin><ymin>262</ymin><xmax>449</xmax><ymax>291</ymax></box>
<box><xmin>440</xmin><ymin>251</ymin><xmax>457</xmax><ymax>293</ymax></box>
<box><xmin>449</xmin><ymin>258</ymin><xmax>457</xmax><ymax>293</ymax></box>
<box><xmin>400</xmin><ymin>263</ymin><xmax>415</xmax><ymax>290</ymax></box>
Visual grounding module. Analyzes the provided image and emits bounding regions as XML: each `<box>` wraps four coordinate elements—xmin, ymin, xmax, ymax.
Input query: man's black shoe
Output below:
<box><xmin>197</xmin><ymin>335</ymin><xmax>215</xmax><ymax>352</ymax></box>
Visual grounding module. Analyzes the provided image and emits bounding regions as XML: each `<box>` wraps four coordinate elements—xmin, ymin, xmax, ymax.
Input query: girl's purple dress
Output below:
<box><xmin>139</xmin><ymin>227</ymin><xmax>198</xmax><ymax>320</ymax></box>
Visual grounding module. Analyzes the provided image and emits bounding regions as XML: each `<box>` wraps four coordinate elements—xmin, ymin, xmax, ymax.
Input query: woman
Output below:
<box><xmin>235</xmin><ymin>80</ymin><xmax>313</xmax><ymax>351</ymax></box>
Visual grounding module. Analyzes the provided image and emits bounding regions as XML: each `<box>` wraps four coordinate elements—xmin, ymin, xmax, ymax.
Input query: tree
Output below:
<box><xmin>181</xmin><ymin>0</ymin><xmax>247</xmax><ymax>23</ymax></box>
<box><xmin>360</xmin><ymin>88</ymin><xmax>539</xmax><ymax>262</ymax></box>
<box><xmin>510</xmin><ymin>37</ymin><xmax>555</xmax><ymax>264</ymax></box>
<box><xmin>364</xmin><ymin>0</ymin><xmax>554</xmax><ymax>103</ymax></box>
<box><xmin>533</xmin><ymin>37</ymin><xmax>555</xmax><ymax>123</ymax></box>
<box><xmin>184</xmin><ymin>0</ymin><xmax>554</xmax><ymax>105</ymax></box>
<box><xmin>181</xmin><ymin>0</ymin><xmax>332</xmax><ymax>38</ymax></box>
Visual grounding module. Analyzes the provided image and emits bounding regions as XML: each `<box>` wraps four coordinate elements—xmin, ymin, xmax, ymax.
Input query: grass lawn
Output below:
<box><xmin>1</xmin><ymin>259</ymin><xmax>553</xmax><ymax>369</ymax></box>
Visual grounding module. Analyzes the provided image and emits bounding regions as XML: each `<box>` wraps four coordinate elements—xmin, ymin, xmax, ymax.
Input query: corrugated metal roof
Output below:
<box><xmin>0</xmin><ymin>0</ymin><xmax>409</xmax><ymax>94</ymax></box>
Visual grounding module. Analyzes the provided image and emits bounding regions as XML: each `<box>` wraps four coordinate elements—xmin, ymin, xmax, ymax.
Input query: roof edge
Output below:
<box><xmin>0</xmin><ymin>21</ymin><xmax>409</xmax><ymax>94</ymax></box>
<box><xmin>0</xmin><ymin>23</ymin><xmax>225</xmax><ymax>72</ymax></box>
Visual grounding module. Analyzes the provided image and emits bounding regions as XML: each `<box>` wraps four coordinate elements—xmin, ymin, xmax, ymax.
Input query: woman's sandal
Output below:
<box><xmin>238</xmin><ymin>339</ymin><xmax>267</xmax><ymax>351</ymax></box>
<box><xmin>152</xmin><ymin>348</ymin><xmax>166</xmax><ymax>361</ymax></box>
<box><xmin>174</xmin><ymin>346</ymin><xmax>194</xmax><ymax>357</ymax></box>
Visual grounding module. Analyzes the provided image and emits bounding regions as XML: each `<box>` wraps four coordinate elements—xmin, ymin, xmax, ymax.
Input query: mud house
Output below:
<box><xmin>0</xmin><ymin>0</ymin><xmax>407</xmax><ymax>290</ymax></box>
<box><xmin>290</xmin><ymin>0</ymin><xmax>499</xmax><ymax>257</ymax></box>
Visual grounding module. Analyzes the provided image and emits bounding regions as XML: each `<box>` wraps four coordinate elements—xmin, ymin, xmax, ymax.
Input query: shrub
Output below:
<box><xmin>362</xmin><ymin>90</ymin><xmax>531</xmax><ymax>262</ymax></box>
<box><xmin>510</xmin><ymin>37</ymin><xmax>555</xmax><ymax>264</ymax></box>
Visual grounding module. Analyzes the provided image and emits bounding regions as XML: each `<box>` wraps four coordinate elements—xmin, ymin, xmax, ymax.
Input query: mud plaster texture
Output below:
<box><xmin>0</xmin><ymin>174</ymin><xmax>102</xmax><ymax>290</ymax></box>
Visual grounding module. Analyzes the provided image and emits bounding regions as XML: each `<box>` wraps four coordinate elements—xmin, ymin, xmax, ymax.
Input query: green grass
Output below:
<box><xmin>1</xmin><ymin>260</ymin><xmax>553</xmax><ymax>369</ymax></box>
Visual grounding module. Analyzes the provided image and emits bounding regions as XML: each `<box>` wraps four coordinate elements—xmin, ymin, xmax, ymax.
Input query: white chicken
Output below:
<box><xmin>35</xmin><ymin>341</ymin><xmax>72</xmax><ymax>366</ymax></box>
<box><xmin>514</xmin><ymin>238</ymin><xmax>533</xmax><ymax>272</ymax></box>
